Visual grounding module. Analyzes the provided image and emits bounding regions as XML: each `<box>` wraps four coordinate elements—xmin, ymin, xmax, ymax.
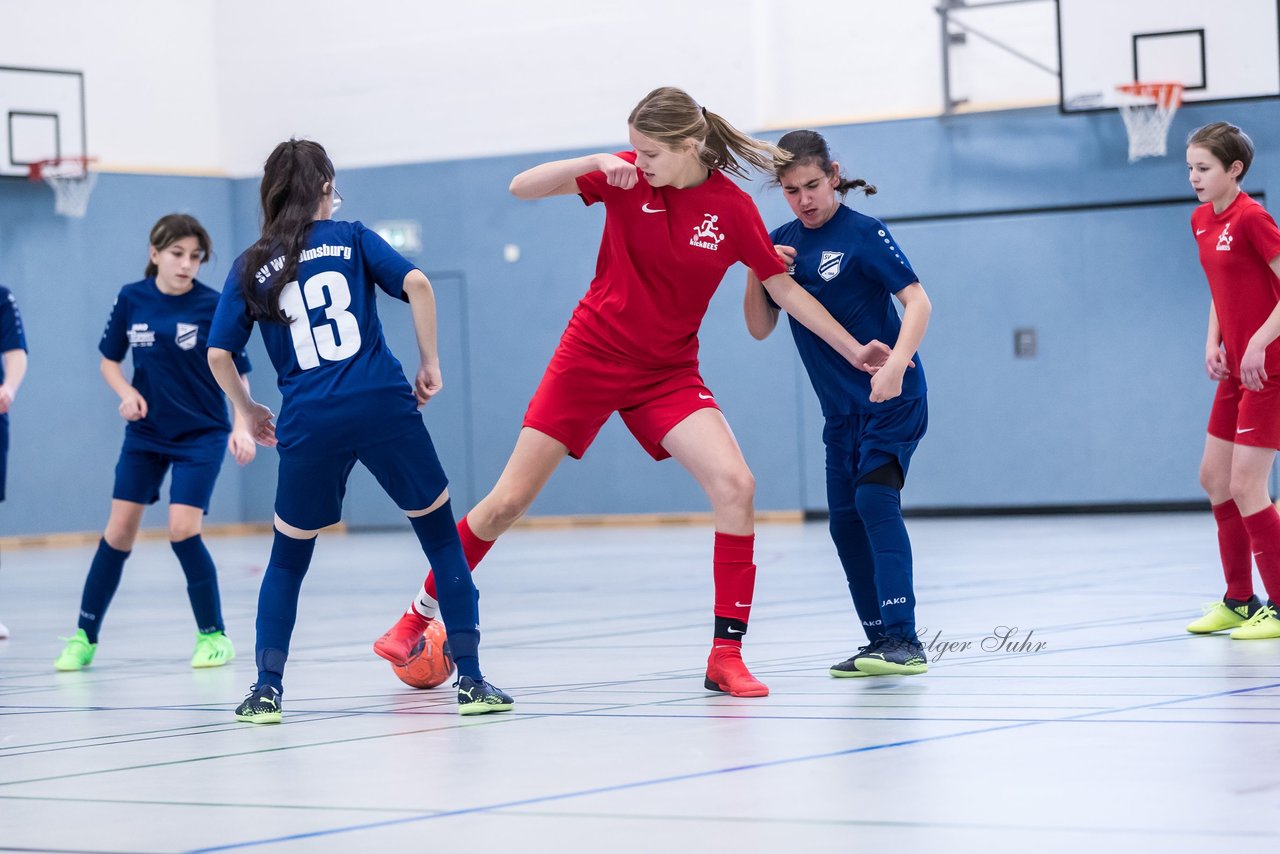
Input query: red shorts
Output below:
<box><xmin>523</xmin><ymin>343</ymin><xmax>720</xmax><ymax>461</ymax></box>
<box><xmin>1207</xmin><ymin>375</ymin><xmax>1280</xmax><ymax>449</ymax></box>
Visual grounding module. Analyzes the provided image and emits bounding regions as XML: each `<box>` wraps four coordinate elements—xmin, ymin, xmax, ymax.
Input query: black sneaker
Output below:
<box><xmin>234</xmin><ymin>684</ymin><xmax>283</xmax><ymax>724</ymax></box>
<box><xmin>456</xmin><ymin>676</ymin><xmax>514</xmax><ymax>716</ymax></box>
<box><xmin>829</xmin><ymin>639</ymin><xmax>885</xmax><ymax>678</ymax></box>
<box><xmin>853</xmin><ymin>637</ymin><xmax>928</xmax><ymax>676</ymax></box>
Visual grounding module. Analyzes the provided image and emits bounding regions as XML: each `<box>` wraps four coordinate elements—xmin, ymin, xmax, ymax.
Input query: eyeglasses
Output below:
<box><xmin>331</xmin><ymin>185</ymin><xmax>343</xmax><ymax>213</ymax></box>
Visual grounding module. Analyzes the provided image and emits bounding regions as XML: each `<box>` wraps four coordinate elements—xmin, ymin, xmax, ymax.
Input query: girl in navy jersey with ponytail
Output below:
<box><xmin>749</xmin><ymin>130</ymin><xmax>932</xmax><ymax>677</ymax></box>
<box><xmin>208</xmin><ymin>139</ymin><xmax>511</xmax><ymax>722</ymax></box>
<box><xmin>1185</xmin><ymin>121</ymin><xmax>1280</xmax><ymax>640</ymax></box>
<box><xmin>55</xmin><ymin>214</ymin><xmax>257</xmax><ymax>672</ymax></box>
<box><xmin>377</xmin><ymin>87</ymin><xmax>895</xmax><ymax>697</ymax></box>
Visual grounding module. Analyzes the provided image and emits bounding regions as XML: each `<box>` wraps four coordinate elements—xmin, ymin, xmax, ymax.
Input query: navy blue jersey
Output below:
<box><xmin>0</xmin><ymin>286</ymin><xmax>27</xmax><ymax>379</ymax></box>
<box><xmin>769</xmin><ymin>205</ymin><xmax>926</xmax><ymax>414</ymax></box>
<box><xmin>209</xmin><ymin>220</ymin><xmax>421</xmax><ymax>453</ymax></box>
<box><xmin>100</xmin><ymin>279</ymin><xmax>251</xmax><ymax>458</ymax></box>
<box><xmin>0</xmin><ymin>285</ymin><xmax>28</xmax><ymax>434</ymax></box>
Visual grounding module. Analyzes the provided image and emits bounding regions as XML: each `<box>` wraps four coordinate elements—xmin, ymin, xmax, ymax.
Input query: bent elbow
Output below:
<box><xmin>508</xmin><ymin>176</ymin><xmax>534</xmax><ymax>199</ymax></box>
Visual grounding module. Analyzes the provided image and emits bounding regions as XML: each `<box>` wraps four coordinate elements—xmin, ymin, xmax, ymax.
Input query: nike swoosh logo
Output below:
<box><xmin>1238</xmin><ymin>427</ymin><xmax>1257</xmax><ymax>433</ymax></box>
<box><xmin>698</xmin><ymin>393</ymin><xmax>714</xmax><ymax>400</ymax></box>
<box><xmin>642</xmin><ymin>203</ymin><xmax>666</xmax><ymax>213</ymax></box>
<box><xmin>727</xmin><ymin>627</ymin><xmax>744</xmax><ymax>634</ymax></box>
<box><xmin>1196</xmin><ymin>229</ymin><xmax>1207</xmax><ymax>236</ymax></box>
<box><xmin>734</xmin><ymin>601</ymin><xmax>752</xmax><ymax>608</ymax></box>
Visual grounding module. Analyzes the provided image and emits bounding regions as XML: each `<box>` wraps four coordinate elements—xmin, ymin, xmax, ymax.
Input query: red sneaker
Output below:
<box><xmin>704</xmin><ymin>645</ymin><xmax>769</xmax><ymax>697</ymax></box>
<box><xmin>373</xmin><ymin>611</ymin><xmax>431</xmax><ymax>666</ymax></box>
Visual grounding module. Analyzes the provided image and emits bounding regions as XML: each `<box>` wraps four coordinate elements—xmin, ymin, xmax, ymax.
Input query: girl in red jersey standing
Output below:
<box><xmin>375</xmin><ymin>86</ymin><xmax>898</xmax><ymax>696</ymax></box>
<box><xmin>1186</xmin><ymin>121</ymin><xmax>1280</xmax><ymax>639</ymax></box>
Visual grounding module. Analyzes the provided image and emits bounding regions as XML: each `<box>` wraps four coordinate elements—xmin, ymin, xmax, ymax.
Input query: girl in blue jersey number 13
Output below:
<box><xmin>208</xmin><ymin>139</ymin><xmax>511</xmax><ymax>722</ymax></box>
<box><xmin>55</xmin><ymin>214</ymin><xmax>257</xmax><ymax>672</ymax></box>
<box><xmin>746</xmin><ymin>130</ymin><xmax>932</xmax><ymax>676</ymax></box>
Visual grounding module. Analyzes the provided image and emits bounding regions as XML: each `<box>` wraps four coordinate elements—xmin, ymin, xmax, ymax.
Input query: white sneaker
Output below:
<box><xmin>0</xmin><ymin>621</ymin><xmax>9</xmax><ymax>639</ymax></box>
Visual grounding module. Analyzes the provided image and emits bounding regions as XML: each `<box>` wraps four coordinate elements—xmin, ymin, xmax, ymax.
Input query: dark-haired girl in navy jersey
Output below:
<box><xmin>208</xmin><ymin>138</ymin><xmax>511</xmax><ymax>722</ymax></box>
<box><xmin>55</xmin><ymin>214</ymin><xmax>257</xmax><ymax>672</ymax></box>
<box><xmin>748</xmin><ymin>130</ymin><xmax>932</xmax><ymax>677</ymax></box>
<box><xmin>0</xmin><ymin>285</ymin><xmax>29</xmax><ymax>640</ymax></box>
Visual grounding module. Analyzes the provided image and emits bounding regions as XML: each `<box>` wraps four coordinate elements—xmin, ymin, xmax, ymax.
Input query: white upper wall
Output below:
<box><xmin>1</xmin><ymin>0</ymin><xmax>223</xmax><ymax>173</ymax></box>
<box><xmin>0</xmin><ymin>0</ymin><xmax>1060</xmax><ymax>177</ymax></box>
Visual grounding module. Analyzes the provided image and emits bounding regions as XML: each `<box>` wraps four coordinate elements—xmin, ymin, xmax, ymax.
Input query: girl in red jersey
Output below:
<box><xmin>375</xmin><ymin>86</ymin><xmax>898</xmax><ymax>696</ymax></box>
<box><xmin>1186</xmin><ymin>121</ymin><xmax>1280</xmax><ymax>639</ymax></box>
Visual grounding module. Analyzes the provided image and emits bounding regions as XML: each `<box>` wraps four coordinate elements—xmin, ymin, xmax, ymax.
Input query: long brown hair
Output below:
<box><xmin>628</xmin><ymin>86</ymin><xmax>788</xmax><ymax>180</ymax></box>
<box><xmin>145</xmin><ymin>214</ymin><xmax>211</xmax><ymax>278</ymax></box>
<box><xmin>240</xmin><ymin>139</ymin><xmax>335</xmax><ymax>323</ymax></box>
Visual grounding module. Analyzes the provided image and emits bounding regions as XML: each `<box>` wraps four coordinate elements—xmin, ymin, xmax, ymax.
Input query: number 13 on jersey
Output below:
<box><xmin>279</xmin><ymin>272</ymin><xmax>362</xmax><ymax>369</ymax></box>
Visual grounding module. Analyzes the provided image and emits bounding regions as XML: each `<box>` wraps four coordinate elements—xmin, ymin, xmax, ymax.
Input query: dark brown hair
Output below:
<box><xmin>240</xmin><ymin>139</ymin><xmax>335</xmax><ymax>323</ymax></box>
<box><xmin>628</xmin><ymin>86</ymin><xmax>788</xmax><ymax>180</ymax></box>
<box><xmin>773</xmin><ymin>130</ymin><xmax>876</xmax><ymax>198</ymax></box>
<box><xmin>145</xmin><ymin>214</ymin><xmax>211</xmax><ymax>278</ymax></box>
<box><xmin>1187</xmin><ymin>121</ymin><xmax>1255</xmax><ymax>180</ymax></box>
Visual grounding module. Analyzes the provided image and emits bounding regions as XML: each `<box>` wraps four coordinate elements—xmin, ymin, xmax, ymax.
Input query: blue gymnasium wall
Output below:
<box><xmin>3</xmin><ymin>99</ymin><xmax>1278</xmax><ymax>535</ymax></box>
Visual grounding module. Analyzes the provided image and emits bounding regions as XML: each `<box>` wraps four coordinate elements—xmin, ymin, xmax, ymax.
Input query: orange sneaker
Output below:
<box><xmin>373</xmin><ymin>610</ymin><xmax>431</xmax><ymax>666</ymax></box>
<box><xmin>704</xmin><ymin>645</ymin><xmax>769</xmax><ymax>697</ymax></box>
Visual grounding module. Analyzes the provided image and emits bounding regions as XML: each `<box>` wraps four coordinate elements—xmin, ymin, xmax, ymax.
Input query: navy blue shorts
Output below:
<box><xmin>112</xmin><ymin>447</ymin><xmax>225</xmax><ymax>512</ymax></box>
<box><xmin>274</xmin><ymin>420</ymin><xmax>449</xmax><ymax>531</ymax></box>
<box><xmin>824</xmin><ymin>396</ymin><xmax>928</xmax><ymax>511</ymax></box>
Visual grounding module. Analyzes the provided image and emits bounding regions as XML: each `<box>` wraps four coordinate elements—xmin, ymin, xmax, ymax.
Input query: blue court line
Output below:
<box><xmin>184</xmin><ymin>680</ymin><xmax>1280</xmax><ymax>852</ymax></box>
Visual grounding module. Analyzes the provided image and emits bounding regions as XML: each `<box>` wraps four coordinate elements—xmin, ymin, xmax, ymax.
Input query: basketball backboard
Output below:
<box><xmin>1057</xmin><ymin>0</ymin><xmax>1280</xmax><ymax>112</ymax></box>
<box><xmin>0</xmin><ymin>65</ymin><xmax>86</xmax><ymax>179</ymax></box>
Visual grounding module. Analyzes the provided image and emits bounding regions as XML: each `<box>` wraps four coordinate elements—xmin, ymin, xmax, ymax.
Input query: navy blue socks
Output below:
<box><xmin>77</xmin><ymin>538</ymin><xmax>130</xmax><ymax>644</ymax></box>
<box><xmin>853</xmin><ymin>483</ymin><xmax>916</xmax><ymax>640</ymax></box>
<box><xmin>171</xmin><ymin>534</ymin><xmax>224</xmax><ymax>634</ymax></box>
<box><xmin>828</xmin><ymin>512</ymin><xmax>886</xmax><ymax>642</ymax></box>
<box><xmin>254</xmin><ymin>530</ymin><xmax>317</xmax><ymax>692</ymax></box>
<box><xmin>409</xmin><ymin>501</ymin><xmax>482</xmax><ymax>681</ymax></box>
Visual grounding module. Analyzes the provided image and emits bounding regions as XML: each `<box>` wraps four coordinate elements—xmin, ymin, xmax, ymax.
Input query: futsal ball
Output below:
<box><xmin>390</xmin><ymin>619</ymin><xmax>455</xmax><ymax>689</ymax></box>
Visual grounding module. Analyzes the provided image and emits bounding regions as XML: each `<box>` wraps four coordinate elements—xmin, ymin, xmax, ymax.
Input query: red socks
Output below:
<box><xmin>713</xmin><ymin>531</ymin><xmax>756</xmax><ymax>624</ymax></box>
<box><xmin>1241</xmin><ymin>507</ymin><xmax>1280</xmax><ymax>601</ymax></box>
<box><xmin>1213</xmin><ymin>501</ymin><xmax>1255</xmax><ymax>600</ymax></box>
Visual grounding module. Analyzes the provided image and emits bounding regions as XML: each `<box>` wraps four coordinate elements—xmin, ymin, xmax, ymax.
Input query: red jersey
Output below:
<box><xmin>1193</xmin><ymin>192</ymin><xmax>1280</xmax><ymax>373</ymax></box>
<box><xmin>567</xmin><ymin>151</ymin><xmax>787</xmax><ymax>368</ymax></box>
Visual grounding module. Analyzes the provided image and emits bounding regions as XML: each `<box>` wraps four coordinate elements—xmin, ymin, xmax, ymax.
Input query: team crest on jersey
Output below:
<box><xmin>818</xmin><ymin>251</ymin><xmax>845</xmax><ymax>281</ymax></box>
<box><xmin>175</xmin><ymin>322</ymin><xmax>199</xmax><ymax>351</ymax></box>
<box><xmin>1217</xmin><ymin>223</ymin><xmax>1233</xmax><ymax>252</ymax></box>
<box><xmin>690</xmin><ymin>214</ymin><xmax>725</xmax><ymax>250</ymax></box>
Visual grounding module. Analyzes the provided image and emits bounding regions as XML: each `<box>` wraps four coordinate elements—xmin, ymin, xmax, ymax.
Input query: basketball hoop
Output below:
<box><xmin>28</xmin><ymin>157</ymin><xmax>97</xmax><ymax>218</ymax></box>
<box><xmin>1115</xmin><ymin>82</ymin><xmax>1184</xmax><ymax>162</ymax></box>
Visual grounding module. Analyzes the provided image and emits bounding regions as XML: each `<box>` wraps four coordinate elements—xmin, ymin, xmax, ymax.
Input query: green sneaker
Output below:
<box><xmin>456</xmin><ymin>676</ymin><xmax>514</xmax><ymax>716</ymax></box>
<box><xmin>1229</xmin><ymin>603</ymin><xmax>1280</xmax><ymax>639</ymax></box>
<box><xmin>234</xmin><ymin>684</ymin><xmax>283</xmax><ymax>724</ymax></box>
<box><xmin>54</xmin><ymin>629</ymin><xmax>96</xmax><ymax>671</ymax></box>
<box><xmin>191</xmin><ymin>631</ymin><xmax>235</xmax><ymax>668</ymax></box>
<box><xmin>1187</xmin><ymin>596</ymin><xmax>1262</xmax><ymax>633</ymax></box>
<box><xmin>853</xmin><ymin>637</ymin><xmax>928</xmax><ymax>676</ymax></box>
<box><xmin>829</xmin><ymin>641</ymin><xmax>881</xmax><ymax>677</ymax></box>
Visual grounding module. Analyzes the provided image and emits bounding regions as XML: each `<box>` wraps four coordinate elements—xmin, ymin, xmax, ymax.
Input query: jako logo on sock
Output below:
<box><xmin>882</xmin><ymin>597</ymin><xmax>907</xmax><ymax>607</ymax></box>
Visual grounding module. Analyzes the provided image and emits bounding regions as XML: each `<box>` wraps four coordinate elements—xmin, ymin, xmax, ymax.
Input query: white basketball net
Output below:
<box><xmin>1115</xmin><ymin>83</ymin><xmax>1183</xmax><ymax>162</ymax></box>
<box><xmin>38</xmin><ymin>160</ymin><xmax>97</xmax><ymax>218</ymax></box>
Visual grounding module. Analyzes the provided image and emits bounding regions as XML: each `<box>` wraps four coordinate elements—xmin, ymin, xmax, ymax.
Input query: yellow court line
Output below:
<box><xmin>0</xmin><ymin>512</ymin><xmax>804</xmax><ymax>550</ymax></box>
